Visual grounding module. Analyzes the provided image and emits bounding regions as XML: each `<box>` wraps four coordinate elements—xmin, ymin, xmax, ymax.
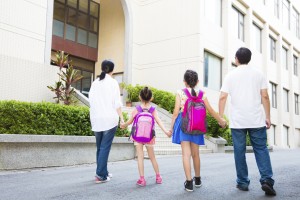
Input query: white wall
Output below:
<box><xmin>0</xmin><ymin>55</ymin><xmax>60</xmax><ymax>102</ymax></box>
<box><xmin>0</xmin><ymin>0</ymin><xmax>50</xmax><ymax>63</ymax></box>
<box><xmin>127</xmin><ymin>0</ymin><xmax>300</xmax><ymax>148</ymax></box>
<box><xmin>130</xmin><ymin>0</ymin><xmax>201</xmax><ymax>92</ymax></box>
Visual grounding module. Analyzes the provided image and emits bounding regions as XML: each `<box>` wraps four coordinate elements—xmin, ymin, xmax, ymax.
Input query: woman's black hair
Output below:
<box><xmin>140</xmin><ymin>87</ymin><xmax>152</xmax><ymax>102</ymax></box>
<box><xmin>184</xmin><ymin>70</ymin><xmax>198</xmax><ymax>96</ymax></box>
<box><xmin>98</xmin><ymin>60</ymin><xmax>115</xmax><ymax>80</ymax></box>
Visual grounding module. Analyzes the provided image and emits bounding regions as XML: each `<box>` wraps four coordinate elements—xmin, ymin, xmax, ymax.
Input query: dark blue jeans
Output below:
<box><xmin>94</xmin><ymin>126</ymin><xmax>117</xmax><ymax>180</ymax></box>
<box><xmin>231</xmin><ymin>127</ymin><xmax>275</xmax><ymax>187</ymax></box>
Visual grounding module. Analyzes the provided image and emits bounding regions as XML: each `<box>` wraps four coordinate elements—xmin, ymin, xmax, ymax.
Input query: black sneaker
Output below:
<box><xmin>261</xmin><ymin>182</ymin><xmax>276</xmax><ymax>196</ymax></box>
<box><xmin>184</xmin><ymin>180</ymin><xmax>193</xmax><ymax>192</ymax></box>
<box><xmin>236</xmin><ymin>184</ymin><xmax>249</xmax><ymax>191</ymax></box>
<box><xmin>193</xmin><ymin>176</ymin><xmax>202</xmax><ymax>187</ymax></box>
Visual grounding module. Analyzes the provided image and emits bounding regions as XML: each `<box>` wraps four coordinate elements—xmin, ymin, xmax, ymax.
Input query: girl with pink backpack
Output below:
<box><xmin>170</xmin><ymin>70</ymin><xmax>226</xmax><ymax>192</ymax></box>
<box><xmin>121</xmin><ymin>87</ymin><xmax>171</xmax><ymax>186</ymax></box>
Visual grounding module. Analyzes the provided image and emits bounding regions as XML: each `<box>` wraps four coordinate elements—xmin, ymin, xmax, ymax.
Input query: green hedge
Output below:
<box><xmin>125</xmin><ymin>85</ymin><xmax>231</xmax><ymax>143</ymax></box>
<box><xmin>0</xmin><ymin>100</ymin><xmax>130</xmax><ymax>137</ymax></box>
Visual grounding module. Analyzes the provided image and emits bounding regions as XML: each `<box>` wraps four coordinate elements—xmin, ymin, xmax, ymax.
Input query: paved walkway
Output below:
<box><xmin>1</xmin><ymin>149</ymin><xmax>299</xmax><ymax>200</ymax></box>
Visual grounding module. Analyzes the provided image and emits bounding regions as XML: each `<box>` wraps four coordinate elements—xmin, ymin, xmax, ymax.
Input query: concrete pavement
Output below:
<box><xmin>0</xmin><ymin>149</ymin><xmax>299</xmax><ymax>200</ymax></box>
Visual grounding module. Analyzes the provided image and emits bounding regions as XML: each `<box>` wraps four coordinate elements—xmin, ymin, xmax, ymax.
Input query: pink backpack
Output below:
<box><xmin>181</xmin><ymin>88</ymin><xmax>207</xmax><ymax>134</ymax></box>
<box><xmin>131</xmin><ymin>105</ymin><xmax>155</xmax><ymax>143</ymax></box>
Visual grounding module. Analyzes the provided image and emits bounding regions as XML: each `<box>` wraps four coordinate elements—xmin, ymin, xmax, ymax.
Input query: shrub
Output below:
<box><xmin>0</xmin><ymin>100</ymin><xmax>129</xmax><ymax>137</ymax></box>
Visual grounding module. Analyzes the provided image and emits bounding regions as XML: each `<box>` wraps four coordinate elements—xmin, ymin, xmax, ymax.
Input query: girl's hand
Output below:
<box><xmin>218</xmin><ymin>118</ymin><xmax>227</xmax><ymax>128</ymax></box>
<box><xmin>165</xmin><ymin>130</ymin><xmax>172</xmax><ymax>138</ymax></box>
<box><xmin>120</xmin><ymin>122</ymin><xmax>127</xmax><ymax>129</ymax></box>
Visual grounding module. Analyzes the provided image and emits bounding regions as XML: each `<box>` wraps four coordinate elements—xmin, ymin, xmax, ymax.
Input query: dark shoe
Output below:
<box><xmin>261</xmin><ymin>182</ymin><xmax>276</xmax><ymax>196</ymax></box>
<box><xmin>193</xmin><ymin>176</ymin><xmax>202</xmax><ymax>187</ymax></box>
<box><xmin>236</xmin><ymin>184</ymin><xmax>249</xmax><ymax>191</ymax></box>
<box><xmin>184</xmin><ymin>180</ymin><xmax>193</xmax><ymax>192</ymax></box>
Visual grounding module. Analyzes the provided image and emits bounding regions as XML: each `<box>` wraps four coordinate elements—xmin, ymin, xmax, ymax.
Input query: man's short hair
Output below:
<box><xmin>235</xmin><ymin>47</ymin><xmax>252</xmax><ymax>64</ymax></box>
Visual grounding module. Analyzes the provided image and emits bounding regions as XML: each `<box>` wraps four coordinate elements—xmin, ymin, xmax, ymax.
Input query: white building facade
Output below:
<box><xmin>0</xmin><ymin>0</ymin><xmax>299</xmax><ymax>148</ymax></box>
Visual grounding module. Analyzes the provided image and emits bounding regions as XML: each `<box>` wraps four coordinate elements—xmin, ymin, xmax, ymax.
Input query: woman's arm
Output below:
<box><xmin>204</xmin><ymin>98</ymin><xmax>227</xmax><ymax>128</ymax></box>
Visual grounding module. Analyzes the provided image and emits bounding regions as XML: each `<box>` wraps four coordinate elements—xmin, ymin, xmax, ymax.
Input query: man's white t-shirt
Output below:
<box><xmin>89</xmin><ymin>75</ymin><xmax>122</xmax><ymax>132</ymax></box>
<box><xmin>220</xmin><ymin>65</ymin><xmax>268</xmax><ymax>128</ymax></box>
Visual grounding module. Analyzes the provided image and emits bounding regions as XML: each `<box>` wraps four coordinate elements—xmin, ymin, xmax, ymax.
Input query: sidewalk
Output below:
<box><xmin>0</xmin><ymin>149</ymin><xmax>299</xmax><ymax>200</ymax></box>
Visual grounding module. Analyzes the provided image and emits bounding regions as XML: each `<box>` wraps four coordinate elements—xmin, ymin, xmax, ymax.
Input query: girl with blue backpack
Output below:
<box><xmin>169</xmin><ymin>70</ymin><xmax>226</xmax><ymax>192</ymax></box>
<box><xmin>121</xmin><ymin>87</ymin><xmax>171</xmax><ymax>187</ymax></box>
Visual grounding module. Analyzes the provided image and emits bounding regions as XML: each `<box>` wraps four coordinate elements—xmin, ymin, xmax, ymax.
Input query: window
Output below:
<box><xmin>69</xmin><ymin>56</ymin><xmax>95</xmax><ymax>97</ymax></box>
<box><xmin>283</xmin><ymin>125</ymin><xmax>289</xmax><ymax>146</ymax></box>
<box><xmin>204</xmin><ymin>52</ymin><xmax>222</xmax><ymax>91</ymax></box>
<box><xmin>232</xmin><ymin>7</ymin><xmax>244</xmax><ymax>41</ymax></box>
<box><xmin>269</xmin><ymin>124</ymin><xmax>276</xmax><ymax>145</ymax></box>
<box><xmin>204</xmin><ymin>0</ymin><xmax>222</xmax><ymax>27</ymax></box>
<box><xmin>292</xmin><ymin>8</ymin><xmax>300</xmax><ymax>38</ymax></box>
<box><xmin>282</xmin><ymin>0</ymin><xmax>290</xmax><ymax>30</ymax></box>
<box><xmin>253</xmin><ymin>23</ymin><xmax>262</xmax><ymax>53</ymax></box>
<box><xmin>282</xmin><ymin>47</ymin><xmax>288</xmax><ymax>70</ymax></box>
<box><xmin>270</xmin><ymin>82</ymin><xmax>277</xmax><ymax>108</ymax></box>
<box><xmin>270</xmin><ymin>37</ymin><xmax>276</xmax><ymax>62</ymax></box>
<box><xmin>274</xmin><ymin>0</ymin><xmax>280</xmax><ymax>18</ymax></box>
<box><xmin>295</xmin><ymin>93</ymin><xmax>299</xmax><ymax>115</ymax></box>
<box><xmin>52</xmin><ymin>0</ymin><xmax>100</xmax><ymax>48</ymax></box>
<box><xmin>294</xmin><ymin>55</ymin><xmax>298</xmax><ymax>76</ymax></box>
<box><xmin>53</xmin><ymin>2</ymin><xmax>65</xmax><ymax>37</ymax></box>
<box><xmin>283</xmin><ymin>88</ymin><xmax>289</xmax><ymax>112</ymax></box>
<box><xmin>113</xmin><ymin>73</ymin><xmax>124</xmax><ymax>95</ymax></box>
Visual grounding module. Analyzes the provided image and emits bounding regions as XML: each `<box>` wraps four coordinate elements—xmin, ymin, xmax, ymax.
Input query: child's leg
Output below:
<box><xmin>191</xmin><ymin>142</ymin><xmax>200</xmax><ymax>177</ymax></box>
<box><xmin>146</xmin><ymin>146</ymin><xmax>159</xmax><ymax>174</ymax></box>
<box><xmin>136</xmin><ymin>143</ymin><xmax>145</xmax><ymax>177</ymax></box>
<box><xmin>181</xmin><ymin>141</ymin><xmax>192</xmax><ymax>180</ymax></box>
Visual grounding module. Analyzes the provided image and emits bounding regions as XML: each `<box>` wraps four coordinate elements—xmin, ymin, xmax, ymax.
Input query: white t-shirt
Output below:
<box><xmin>220</xmin><ymin>65</ymin><xmax>268</xmax><ymax>128</ymax></box>
<box><xmin>89</xmin><ymin>75</ymin><xmax>122</xmax><ymax>132</ymax></box>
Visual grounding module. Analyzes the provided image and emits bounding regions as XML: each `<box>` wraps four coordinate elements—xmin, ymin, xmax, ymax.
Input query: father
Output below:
<box><xmin>218</xmin><ymin>47</ymin><xmax>276</xmax><ymax>196</ymax></box>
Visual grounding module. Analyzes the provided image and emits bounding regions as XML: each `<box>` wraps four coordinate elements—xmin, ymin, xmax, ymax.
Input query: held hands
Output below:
<box><xmin>164</xmin><ymin>129</ymin><xmax>172</xmax><ymax>138</ymax></box>
<box><xmin>120</xmin><ymin>121</ymin><xmax>127</xmax><ymax>129</ymax></box>
<box><xmin>218</xmin><ymin>118</ymin><xmax>227</xmax><ymax>128</ymax></box>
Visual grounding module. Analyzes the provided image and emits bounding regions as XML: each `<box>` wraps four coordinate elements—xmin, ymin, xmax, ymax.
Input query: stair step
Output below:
<box><xmin>143</xmin><ymin>149</ymin><xmax>213</xmax><ymax>156</ymax></box>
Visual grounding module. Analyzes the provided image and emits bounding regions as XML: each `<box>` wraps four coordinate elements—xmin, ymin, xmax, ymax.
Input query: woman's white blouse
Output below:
<box><xmin>89</xmin><ymin>75</ymin><xmax>122</xmax><ymax>132</ymax></box>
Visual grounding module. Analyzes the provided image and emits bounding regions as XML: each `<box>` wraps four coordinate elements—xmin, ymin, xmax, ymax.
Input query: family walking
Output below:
<box><xmin>88</xmin><ymin>47</ymin><xmax>276</xmax><ymax>196</ymax></box>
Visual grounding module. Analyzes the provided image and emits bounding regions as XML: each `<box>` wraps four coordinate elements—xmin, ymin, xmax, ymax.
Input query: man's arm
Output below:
<box><xmin>219</xmin><ymin>92</ymin><xmax>228</xmax><ymax>117</ymax></box>
<box><xmin>261</xmin><ymin>89</ymin><xmax>271</xmax><ymax>129</ymax></box>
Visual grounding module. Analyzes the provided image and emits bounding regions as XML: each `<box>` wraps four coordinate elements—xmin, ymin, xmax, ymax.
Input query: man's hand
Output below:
<box><xmin>265</xmin><ymin>119</ymin><xmax>271</xmax><ymax>129</ymax></box>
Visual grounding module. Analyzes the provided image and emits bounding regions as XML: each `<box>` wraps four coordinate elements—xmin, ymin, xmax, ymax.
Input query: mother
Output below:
<box><xmin>89</xmin><ymin>60</ymin><xmax>124</xmax><ymax>183</ymax></box>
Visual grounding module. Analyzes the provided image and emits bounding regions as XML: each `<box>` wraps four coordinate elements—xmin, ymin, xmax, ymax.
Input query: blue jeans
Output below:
<box><xmin>94</xmin><ymin>126</ymin><xmax>117</xmax><ymax>180</ymax></box>
<box><xmin>231</xmin><ymin>127</ymin><xmax>275</xmax><ymax>187</ymax></box>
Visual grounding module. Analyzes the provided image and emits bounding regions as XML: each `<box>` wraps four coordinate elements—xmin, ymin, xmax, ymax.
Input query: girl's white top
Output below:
<box><xmin>89</xmin><ymin>75</ymin><xmax>122</xmax><ymax>132</ymax></box>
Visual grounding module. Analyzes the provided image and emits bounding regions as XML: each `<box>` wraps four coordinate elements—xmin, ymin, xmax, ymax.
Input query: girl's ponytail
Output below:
<box><xmin>191</xmin><ymin>88</ymin><xmax>196</xmax><ymax>97</ymax></box>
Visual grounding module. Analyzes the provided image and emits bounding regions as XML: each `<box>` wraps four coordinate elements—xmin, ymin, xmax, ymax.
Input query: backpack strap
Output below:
<box><xmin>198</xmin><ymin>90</ymin><xmax>204</xmax><ymax>99</ymax></box>
<box><xmin>136</xmin><ymin>105</ymin><xmax>143</xmax><ymax>113</ymax></box>
<box><xmin>136</xmin><ymin>105</ymin><xmax>155</xmax><ymax>113</ymax></box>
<box><xmin>183</xmin><ymin>88</ymin><xmax>192</xmax><ymax>98</ymax></box>
<box><xmin>148</xmin><ymin>106</ymin><xmax>155</xmax><ymax>114</ymax></box>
